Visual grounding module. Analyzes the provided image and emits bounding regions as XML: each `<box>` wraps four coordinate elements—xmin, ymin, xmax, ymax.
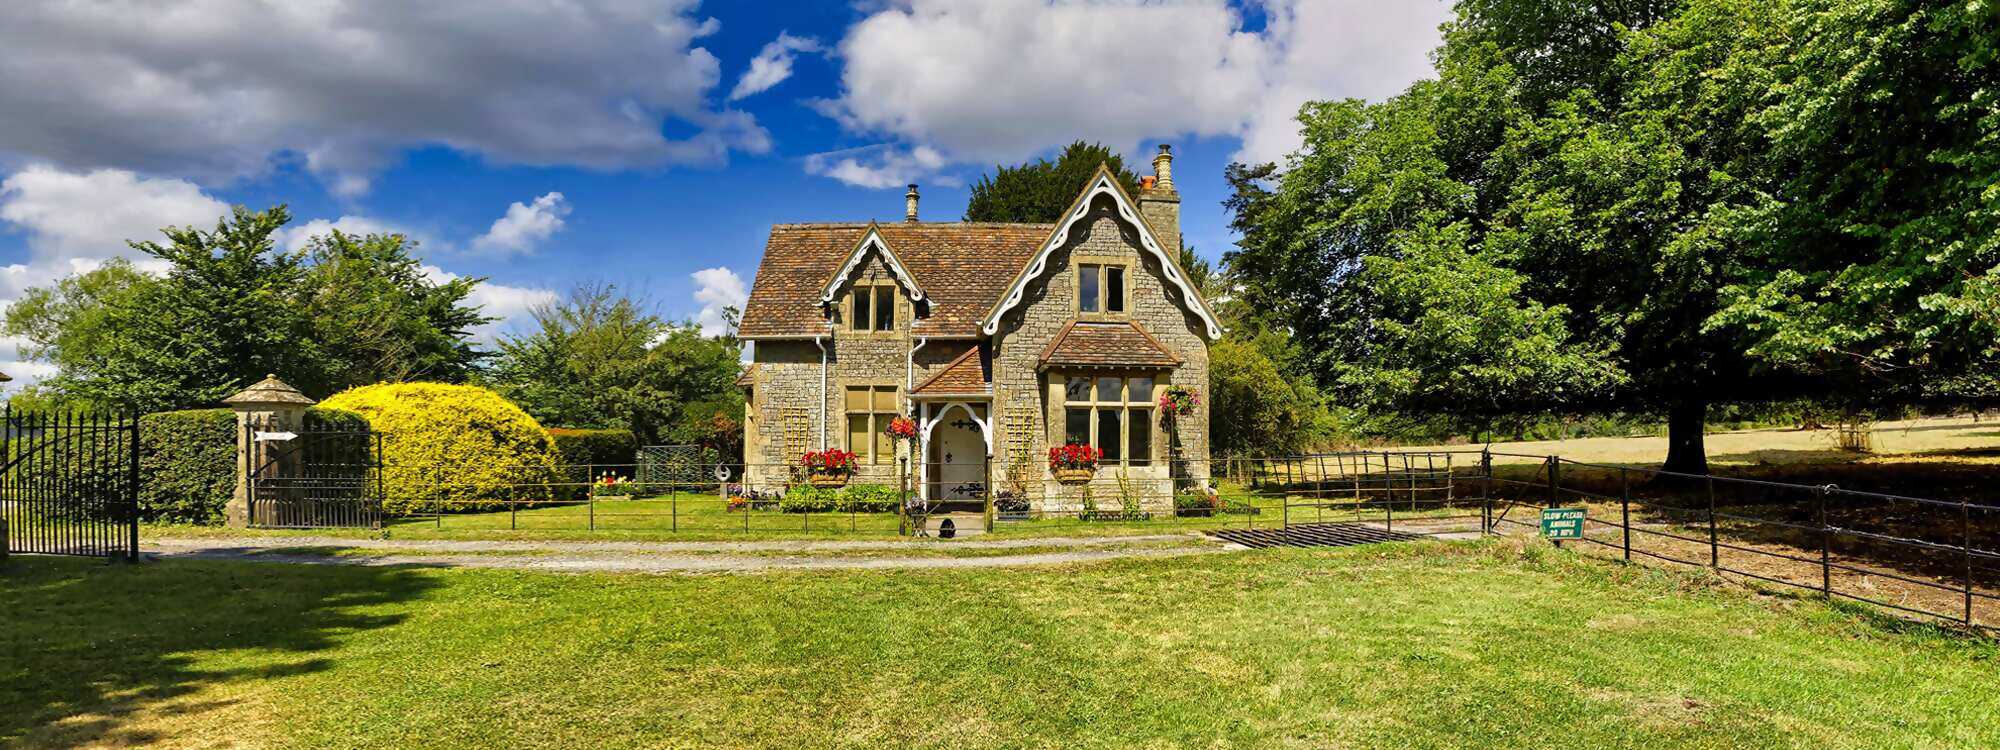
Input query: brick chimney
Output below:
<box><xmin>905</xmin><ymin>184</ymin><xmax>920</xmax><ymax>223</ymax></box>
<box><xmin>1136</xmin><ymin>144</ymin><xmax>1180</xmax><ymax>252</ymax></box>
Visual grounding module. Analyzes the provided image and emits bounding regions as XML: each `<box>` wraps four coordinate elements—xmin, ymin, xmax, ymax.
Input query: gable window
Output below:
<box><xmin>1077</xmin><ymin>263</ymin><xmax>1126</xmax><ymax>315</ymax></box>
<box><xmin>845</xmin><ymin>385</ymin><xmax>898</xmax><ymax>464</ymax></box>
<box><xmin>1061</xmin><ymin>373</ymin><xmax>1153</xmax><ymax>466</ymax></box>
<box><xmin>850</xmin><ymin>285</ymin><xmax>897</xmax><ymax>331</ymax></box>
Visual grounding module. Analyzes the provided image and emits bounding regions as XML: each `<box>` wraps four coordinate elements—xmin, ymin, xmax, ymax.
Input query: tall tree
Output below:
<box><xmin>486</xmin><ymin>283</ymin><xmax>745</xmax><ymax>450</ymax></box>
<box><xmin>964</xmin><ymin>141</ymin><xmax>1142</xmax><ymax>222</ymax></box>
<box><xmin>5</xmin><ymin>207</ymin><xmax>495</xmax><ymax>410</ymax></box>
<box><xmin>1224</xmin><ymin>0</ymin><xmax>2000</xmax><ymax>472</ymax></box>
<box><xmin>299</xmin><ymin>230</ymin><xmax>491</xmax><ymax>393</ymax></box>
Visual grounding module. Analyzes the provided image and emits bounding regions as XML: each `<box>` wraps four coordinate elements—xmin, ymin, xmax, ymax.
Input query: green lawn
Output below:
<box><xmin>4</xmin><ymin>541</ymin><xmax>1994</xmax><ymax>749</ymax></box>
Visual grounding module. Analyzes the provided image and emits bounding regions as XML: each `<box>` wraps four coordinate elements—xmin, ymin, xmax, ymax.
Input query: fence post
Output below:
<box><xmin>127</xmin><ymin>411</ymin><xmax>140</xmax><ymax>562</ymax></box>
<box><xmin>1480</xmin><ymin>449</ymin><xmax>1492</xmax><ymax>535</ymax></box>
<box><xmin>1706</xmin><ymin>475</ymin><xmax>1718</xmax><ymax>569</ymax></box>
<box><xmin>1963</xmin><ymin>497</ymin><xmax>1975</xmax><ymax>625</ymax></box>
<box><xmin>1547</xmin><ymin>456</ymin><xmax>1560</xmax><ymax>549</ymax></box>
<box><xmin>589</xmin><ymin>496</ymin><xmax>595</xmax><ymax>531</ymax></box>
<box><xmin>984</xmin><ymin>451</ymin><xmax>994</xmax><ymax>533</ymax></box>
<box><xmin>1619</xmin><ymin>467</ymin><xmax>1631</xmax><ymax>561</ymax></box>
<box><xmin>1818</xmin><ymin>485</ymin><xmax>1831</xmax><ymax>599</ymax></box>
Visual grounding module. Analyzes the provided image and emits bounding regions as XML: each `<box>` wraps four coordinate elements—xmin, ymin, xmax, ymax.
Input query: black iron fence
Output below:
<box><xmin>0</xmin><ymin>408</ymin><xmax>139</xmax><ymax>561</ymax></box>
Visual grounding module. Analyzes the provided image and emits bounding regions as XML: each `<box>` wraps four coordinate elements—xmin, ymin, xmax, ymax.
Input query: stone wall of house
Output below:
<box><xmin>744</xmin><ymin>252</ymin><xmax>969</xmax><ymax>494</ymax></box>
<box><xmin>989</xmin><ymin>194</ymin><xmax>1213</xmax><ymax>512</ymax></box>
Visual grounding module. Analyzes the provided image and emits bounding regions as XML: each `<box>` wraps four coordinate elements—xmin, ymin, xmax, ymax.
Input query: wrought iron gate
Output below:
<box><xmin>243</xmin><ymin>418</ymin><xmax>383</xmax><ymax>529</ymax></box>
<box><xmin>0</xmin><ymin>407</ymin><xmax>139</xmax><ymax>560</ymax></box>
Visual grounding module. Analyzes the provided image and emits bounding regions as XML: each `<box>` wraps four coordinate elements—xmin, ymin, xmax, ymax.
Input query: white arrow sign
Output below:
<box><xmin>253</xmin><ymin>431</ymin><xmax>298</xmax><ymax>442</ymax></box>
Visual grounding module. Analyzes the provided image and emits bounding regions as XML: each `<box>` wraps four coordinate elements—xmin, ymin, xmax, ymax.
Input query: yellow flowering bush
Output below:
<box><xmin>321</xmin><ymin>382</ymin><xmax>561</xmax><ymax>514</ymax></box>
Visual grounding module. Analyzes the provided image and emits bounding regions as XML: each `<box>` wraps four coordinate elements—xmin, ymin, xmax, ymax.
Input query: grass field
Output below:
<box><xmin>4</xmin><ymin>540</ymin><xmax>1995</xmax><ymax>749</ymax></box>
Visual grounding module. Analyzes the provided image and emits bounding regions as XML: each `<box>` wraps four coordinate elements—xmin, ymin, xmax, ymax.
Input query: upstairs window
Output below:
<box><xmin>850</xmin><ymin>285</ymin><xmax>897</xmax><ymax>331</ymax></box>
<box><xmin>1078</xmin><ymin>263</ymin><xmax>1126</xmax><ymax>315</ymax></box>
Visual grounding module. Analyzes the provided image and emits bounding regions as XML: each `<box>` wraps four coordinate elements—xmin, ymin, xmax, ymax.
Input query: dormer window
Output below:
<box><xmin>850</xmin><ymin>284</ymin><xmax>896</xmax><ymax>331</ymax></box>
<box><xmin>1078</xmin><ymin>263</ymin><xmax>1125</xmax><ymax>315</ymax></box>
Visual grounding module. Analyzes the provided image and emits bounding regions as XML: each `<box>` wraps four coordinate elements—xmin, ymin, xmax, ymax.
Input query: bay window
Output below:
<box><xmin>1061</xmin><ymin>373</ymin><xmax>1154</xmax><ymax>466</ymax></box>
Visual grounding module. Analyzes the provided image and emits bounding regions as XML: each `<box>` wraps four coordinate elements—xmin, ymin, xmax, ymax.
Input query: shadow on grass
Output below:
<box><xmin>0</xmin><ymin>555</ymin><xmax>438</xmax><ymax>747</ymax></box>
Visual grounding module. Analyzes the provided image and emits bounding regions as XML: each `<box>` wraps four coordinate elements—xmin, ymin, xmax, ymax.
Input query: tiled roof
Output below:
<box><xmin>737</xmin><ymin>222</ymin><xmax>1051</xmax><ymax>339</ymax></box>
<box><xmin>734</xmin><ymin>363</ymin><xmax>757</xmax><ymax>388</ymax></box>
<box><xmin>1038</xmin><ymin>320</ymin><xmax>1182</xmax><ymax>370</ymax></box>
<box><xmin>911</xmin><ymin>346</ymin><xmax>991</xmax><ymax>397</ymax></box>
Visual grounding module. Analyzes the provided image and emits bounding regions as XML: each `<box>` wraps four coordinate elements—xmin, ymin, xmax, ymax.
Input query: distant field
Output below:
<box><xmin>1395</xmin><ymin>414</ymin><xmax>2000</xmax><ymax>468</ymax></box>
<box><xmin>4</xmin><ymin>540</ymin><xmax>1996</xmax><ymax>749</ymax></box>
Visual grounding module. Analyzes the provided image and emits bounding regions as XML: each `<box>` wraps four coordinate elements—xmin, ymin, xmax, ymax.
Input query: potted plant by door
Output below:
<box><xmin>1049</xmin><ymin>443</ymin><xmax>1101</xmax><ymax>485</ymax></box>
<box><xmin>801</xmin><ymin>449</ymin><xmax>858</xmax><ymax>488</ymax></box>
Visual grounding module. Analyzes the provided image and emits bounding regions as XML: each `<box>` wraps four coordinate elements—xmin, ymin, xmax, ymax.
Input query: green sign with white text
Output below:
<box><xmin>1541</xmin><ymin>508</ymin><xmax>1586</xmax><ymax>539</ymax></box>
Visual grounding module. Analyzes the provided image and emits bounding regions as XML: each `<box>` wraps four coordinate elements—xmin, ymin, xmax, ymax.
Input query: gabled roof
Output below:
<box><xmin>737</xmin><ymin>222</ymin><xmax>1050</xmax><ymax>339</ymax></box>
<box><xmin>818</xmin><ymin>223</ymin><xmax>924</xmax><ymax>306</ymax></box>
<box><xmin>910</xmin><ymin>346</ymin><xmax>992</xmax><ymax>397</ymax></box>
<box><xmin>980</xmin><ymin>165</ymin><xmax>1224</xmax><ymax>341</ymax></box>
<box><xmin>1038</xmin><ymin>320</ymin><xmax>1182</xmax><ymax>370</ymax></box>
<box><xmin>734</xmin><ymin>363</ymin><xmax>757</xmax><ymax>388</ymax></box>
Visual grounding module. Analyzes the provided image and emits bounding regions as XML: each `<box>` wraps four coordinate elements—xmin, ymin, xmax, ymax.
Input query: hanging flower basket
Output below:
<box><xmin>884</xmin><ymin>415</ymin><xmax>919</xmax><ymax>443</ymax></box>
<box><xmin>1159</xmin><ymin>385</ymin><xmax>1201</xmax><ymax>417</ymax></box>
<box><xmin>1048</xmin><ymin>443</ymin><xmax>1100</xmax><ymax>485</ymax></box>
<box><xmin>801</xmin><ymin>449</ymin><xmax>857</xmax><ymax>488</ymax></box>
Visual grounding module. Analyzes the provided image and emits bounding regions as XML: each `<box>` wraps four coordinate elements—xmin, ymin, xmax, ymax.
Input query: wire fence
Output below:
<box><xmin>257</xmin><ymin>447</ymin><xmax>1998</xmax><ymax>628</ymax></box>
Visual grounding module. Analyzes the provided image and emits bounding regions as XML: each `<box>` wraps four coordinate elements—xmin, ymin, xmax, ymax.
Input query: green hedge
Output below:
<box><xmin>550</xmin><ymin>427</ymin><xmax>638</xmax><ymax>481</ymax></box>
<box><xmin>778</xmin><ymin>483</ymin><xmax>902</xmax><ymax>514</ymax></box>
<box><xmin>321</xmin><ymin>383</ymin><xmax>561</xmax><ymax>515</ymax></box>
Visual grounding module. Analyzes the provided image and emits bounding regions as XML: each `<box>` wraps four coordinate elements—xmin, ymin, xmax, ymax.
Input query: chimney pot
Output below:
<box><xmin>904</xmin><ymin>184</ymin><xmax>920</xmax><ymax>223</ymax></box>
<box><xmin>1151</xmin><ymin>144</ymin><xmax>1174</xmax><ymax>192</ymax></box>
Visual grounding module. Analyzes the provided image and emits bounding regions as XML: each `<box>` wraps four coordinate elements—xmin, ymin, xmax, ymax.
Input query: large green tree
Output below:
<box><xmin>1226</xmin><ymin>0</ymin><xmax>2000</xmax><ymax>472</ymax></box>
<box><xmin>485</xmin><ymin>283</ymin><xmax>745</xmax><ymax>454</ymax></box>
<box><xmin>5</xmin><ymin>206</ymin><xmax>493</xmax><ymax>411</ymax></box>
<box><xmin>964</xmin><ymin>141</ymin><xmax>1142</xmax><ymax>222</ymax></box>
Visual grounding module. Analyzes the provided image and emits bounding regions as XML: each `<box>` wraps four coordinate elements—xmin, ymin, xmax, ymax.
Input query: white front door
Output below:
<box><xmin>931</xmin><ymin>417</ymin><xmax>987</xmax><ymax>500</ymax></box>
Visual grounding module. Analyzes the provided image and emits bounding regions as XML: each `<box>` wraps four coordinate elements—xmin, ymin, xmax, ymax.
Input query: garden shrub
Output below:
<box><xmin>778</xmin><ymin>483</ymin><xmax>901</xmax><ymax>514</ymax></box>
<box><xmin>550</xmin><ymin>427</ymin><xmax>638</xmax><ymax>498</ymax></box>
<box><xmin>321</xmin><ymin>383</ymin><xmax>561</xmax><ymax>515</ymax></box>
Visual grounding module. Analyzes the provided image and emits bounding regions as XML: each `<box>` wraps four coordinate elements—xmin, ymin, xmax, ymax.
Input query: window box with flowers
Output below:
<box><xmin>801</xmin><ymin>449</ymin><xmax>859</xmax><ymax>488</ymax></box>
<box><xmin>1048</xmin><ymin>443</ymin><xmax>1101</xmax><ymax>485</ymax></box>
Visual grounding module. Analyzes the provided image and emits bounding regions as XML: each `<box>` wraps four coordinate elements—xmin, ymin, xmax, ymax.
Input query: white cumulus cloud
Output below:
<box><xmin>817</xmin><ymin>0</ymin><xmax>1449</xmax><ymax>168</ymax></box>
<box><xmin>279</xmin><ymin>215</ymin><xmax>417</xmax><ymax>254</ymax></box>
<box><xmin>472</xmin><ymin>192</ymin><xmax>572</xmax><ymax>256</ymax></box>
<box><xmin>729</xmin><ymin>32</ymin><xmax>823</xmax><ymax>101</ymax></box>
<box><xmin>802</xmin><ymin>144</ymin><xmax>953</xmax><ymax>189</ymax></box>
<box><xmin>0</xmin><ymin>166</ymin><xmax>229</xmax><ymax>262</ymax></box>
<box><xmin>420</xmin><ymin>265</ymin><xmax>558</xmax><ymax>343</ymax></box>
<box><xmin>0</xmin><ymin>0</ymin><xmax>769</xmax><ymax>196</ymax></box>
<box><xmin>691</xmin><ymin>266</ymin><xmax>747</xmax><ymax>337</ymax></box>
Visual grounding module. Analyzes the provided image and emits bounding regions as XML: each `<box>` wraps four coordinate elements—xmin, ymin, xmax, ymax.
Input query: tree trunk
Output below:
<box><xmin>1662</xmin><ymin>399</ymin><xmax>1709</xmax><ymax>475</ymax></box>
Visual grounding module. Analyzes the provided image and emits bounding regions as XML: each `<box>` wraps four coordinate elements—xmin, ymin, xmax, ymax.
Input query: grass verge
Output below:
<box><xmin>3</xmin><ymin>539</ymin><xmax>1995</xmax><ymax>749</ymax></box>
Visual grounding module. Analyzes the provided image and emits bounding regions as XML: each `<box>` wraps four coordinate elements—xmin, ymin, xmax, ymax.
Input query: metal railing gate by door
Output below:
<box><xmin>243</xmin><ymin>417</ymin><xmax>384</xmax><ymax>529</ymax></box>
<box><xmin>0</xmin><ymin>407</ymin><xmax>139</xmax><ymax>560</ymax></box>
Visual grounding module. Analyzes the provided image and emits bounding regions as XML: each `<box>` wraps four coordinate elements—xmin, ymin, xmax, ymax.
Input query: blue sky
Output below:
<box><xmin>0</xmin><ymin>0</ymin><xmax>1450</xmax><ymax>385</ymax></box>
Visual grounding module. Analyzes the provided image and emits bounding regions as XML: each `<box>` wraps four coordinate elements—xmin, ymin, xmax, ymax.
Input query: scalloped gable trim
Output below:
<box><xmin>817</xmin><ymin>222</ymin><xmax>925</xmax><ymax>305</ymax></box>
<box><xmin>976</xmin><ymin>167</ymin><xmax>1223</xmax><ymax>340</ymax></box>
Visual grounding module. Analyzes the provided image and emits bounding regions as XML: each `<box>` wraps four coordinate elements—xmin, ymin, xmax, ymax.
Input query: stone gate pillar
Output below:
<box><xmin>223</xmin><ymin>375</ymin><xmax>315</xmax><ymax>527</ymax></box>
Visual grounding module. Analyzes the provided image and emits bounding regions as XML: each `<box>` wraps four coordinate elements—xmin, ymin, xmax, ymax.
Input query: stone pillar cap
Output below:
<box><xmin>222</xmin><ymin>374</ymin><xmax>316</xmax><ymax>406</ymax></box>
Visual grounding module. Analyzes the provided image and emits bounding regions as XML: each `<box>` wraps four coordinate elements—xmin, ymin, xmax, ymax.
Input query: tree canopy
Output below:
<box><xmin>1225</xmin><ymin>0</ymin><xmax>2000</xmax><ymax>472</ymax></box>
<box><xmin>484</xmin><ymin>283</ymin><xmax>745</xmax><ymax>454</ymax></box>
<box><xmin>964</xmin><ymin>141</ymin><xmax>1142</xmax><ymax>222</ymax></box>
<box><xmin>4</xmin><ymin>206</ymin><xmax>492</xmax><ymax>411</ymax></box>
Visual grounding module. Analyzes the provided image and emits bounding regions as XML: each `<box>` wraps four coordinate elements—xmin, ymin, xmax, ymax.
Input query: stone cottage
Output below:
<box><xmin>735</xmin><ymin>146</ymin><xmax>1221</xmax><ymax>510</ymax></box>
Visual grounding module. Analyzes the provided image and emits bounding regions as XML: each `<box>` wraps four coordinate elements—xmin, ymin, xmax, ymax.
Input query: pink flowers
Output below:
<box><xmin>1159</xmin><ymin>385</ymin><xmax>1201</xmax><ymax>416</ymax></box>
